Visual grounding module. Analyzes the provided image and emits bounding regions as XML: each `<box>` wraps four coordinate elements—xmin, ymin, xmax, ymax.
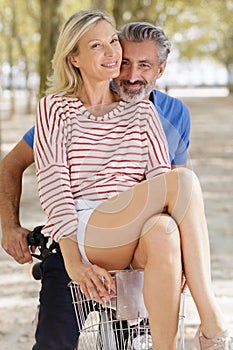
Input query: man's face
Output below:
<box><xmin>113</xmin><ymin>39</ymin><xmax>166</xmax><ymax>103</ymax></box>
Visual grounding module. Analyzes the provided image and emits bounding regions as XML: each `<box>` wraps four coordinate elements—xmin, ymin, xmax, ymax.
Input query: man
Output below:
<box><xmin>0</xmin><ymin>22</ymin><xmax>190</xmax><ymax>350</ymax></box>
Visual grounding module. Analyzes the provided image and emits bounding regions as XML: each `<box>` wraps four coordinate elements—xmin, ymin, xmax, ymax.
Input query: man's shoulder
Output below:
<box><xmin>150</xmin><ymin>89</ymin><xmax>190</xmax><ymax>121</ymax></box>
<box><xmin>151</xmin><ymin>89</ymin><xmax>186</xmax><ymax>108</ymax></box>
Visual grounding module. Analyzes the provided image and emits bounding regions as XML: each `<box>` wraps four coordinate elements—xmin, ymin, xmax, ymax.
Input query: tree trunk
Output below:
<box><xmin>39</xmin><ymin>0</ymin><xmax>63</xmax><ymax>98</ymax></box>
<box><xmin>226</xmin><ymin>62</ymin><xmax>233</xmax><ymax>94</ymax></box>
<box><xmin>90</xmin><ymin>0</ymin><xmax>107</xmax><ymax>11</ymax></box>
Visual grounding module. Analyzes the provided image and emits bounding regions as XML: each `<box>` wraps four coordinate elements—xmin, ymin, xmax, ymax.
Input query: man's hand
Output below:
<box><xmin>1</xmin><ymin>225</ymin><xmax>32</xmax><ymax>264</ymax></box>
<box><xmin>0</xmin><ymin>139</ymin><xmax>34</xmax><ymax>264</ymax></box>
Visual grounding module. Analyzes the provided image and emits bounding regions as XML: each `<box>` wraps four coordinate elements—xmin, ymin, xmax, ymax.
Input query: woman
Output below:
<box><xmin>34</xmin><ymin>10</ymin><xmax>231</xmax><ymax>350</ymax></box>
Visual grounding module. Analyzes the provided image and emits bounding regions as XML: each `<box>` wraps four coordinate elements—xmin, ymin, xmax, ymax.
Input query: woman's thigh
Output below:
<box><xmin>84</xmin><ymin>170</ymin><xmax>174</xmax><ymax>269</ymax></box>
<box><xmin>85</xmin><ymin>173</ymin><xmax>169</xmax><ymax>252</ymax></box>
<box><xmin>85</xmin><ymin>240</ymin><xmax>138</xmax><ymax>270</ymax></box>
<box><xmin>85</xmin><ymin>212</ymin><xmax>180</xmax><ymax>271</ymax></box>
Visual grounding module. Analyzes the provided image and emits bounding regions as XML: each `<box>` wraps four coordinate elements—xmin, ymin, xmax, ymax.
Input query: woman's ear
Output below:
<box><xmin>70</xmin><ymin>55</ymin><xmax>79</xmax><ymax>68</ymax></box>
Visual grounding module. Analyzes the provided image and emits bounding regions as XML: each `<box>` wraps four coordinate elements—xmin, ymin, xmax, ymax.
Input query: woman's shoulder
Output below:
<box><xmin>39</xmin><ymin>93</ymin><xmax>63</xmax><ymax>105</ymax></box>
<box><xmin>41</xmin><ymin>93</ymin><xmax>82</xmax><ymax>108</ymax></box>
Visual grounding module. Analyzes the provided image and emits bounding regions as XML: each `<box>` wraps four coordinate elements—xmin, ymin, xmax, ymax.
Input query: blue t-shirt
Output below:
<box><xmin>150</xmin><ymin>90</ymin><xmax>190</xmax><ymax>165</ymax></box>
<box><xmin>23</xmin><ymin>89</ymin><xmax>190</xmax><ymax>165</ymax></box>
<box><xmin>23</xmin><ymin>126</ymin><xmax>35</xmax><ymax>149</ymax></box>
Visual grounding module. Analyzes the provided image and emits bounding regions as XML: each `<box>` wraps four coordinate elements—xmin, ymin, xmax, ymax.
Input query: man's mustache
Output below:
<box><xmin>121</xmin><ymin>80</ymin><xmax>146</xmax><ymax>87</ymax></box>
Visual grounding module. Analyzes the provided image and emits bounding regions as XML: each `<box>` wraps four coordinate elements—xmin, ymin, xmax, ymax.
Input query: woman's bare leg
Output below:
<box><xmin>165</xmin><ymin>170</ymin><xmax>226</xmax><ymax>338</ymax></box>
<box><xmin>85</xmin><ymin>168</ymin><xmax>226</xmax><ymax>342</ymax></box>
<box><xmin>132</xmin><ymin>214</ymin><xmax>182</xmax><ymax>350</ymax></box>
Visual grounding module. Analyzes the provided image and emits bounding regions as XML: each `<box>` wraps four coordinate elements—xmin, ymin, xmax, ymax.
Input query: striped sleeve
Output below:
<box><xmin>34</xmin><ymin>95</ymin><xmax>78</xmax><ymax>241</ymax></box>
<box><xmin>144</xmin><ymin>101</ymin><xmax>171</xmax><ymax>178</ymax></box>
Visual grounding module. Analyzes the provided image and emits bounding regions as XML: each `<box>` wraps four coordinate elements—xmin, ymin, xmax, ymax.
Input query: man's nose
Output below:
<box><xmin>126</xmin><ymin>65</ymin><xmax>140</xmax><ymax>82</ymax></box>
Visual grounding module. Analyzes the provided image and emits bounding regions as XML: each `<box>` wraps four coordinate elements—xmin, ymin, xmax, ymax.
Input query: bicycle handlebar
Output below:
<box><xmin>27</xmin><ymin>225</ymin><xmax>51</xmax><ymax>261</ymax></box>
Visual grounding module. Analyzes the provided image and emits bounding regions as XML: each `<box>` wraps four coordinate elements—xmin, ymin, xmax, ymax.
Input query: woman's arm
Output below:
<box><xmin>34</xmin><ymin>95</ymin><xmax>115</xmax><ymax>300</ymax></box>
<box><xmin>59</xmin><ymin>237</ymin><xmax>115</xmax><ymax>302</ymax></box>
<box><xmin>34</xmin><ymin>95</ymin><xmax>78</xmax><ymax>240</ymax></box>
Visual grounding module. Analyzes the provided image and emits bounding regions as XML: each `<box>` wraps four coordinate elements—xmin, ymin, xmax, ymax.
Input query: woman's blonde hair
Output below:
<box><xmin>46</xmin><ymin>10</ymin><xmax>114</xmax><ymax>96</ymax></box>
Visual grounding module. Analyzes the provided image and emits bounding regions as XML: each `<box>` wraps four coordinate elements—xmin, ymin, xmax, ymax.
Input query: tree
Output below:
<box><xmin>38</xmin><ymin>0</ymin><xmax>63</xmax><ymax>97</ymax></box>
<box><xmin>90</xmin><ymin>0</ymin><xmax>107</xmax><ymax>11</ymax></box>
<box><xmin>1</xmin><ymin>0</ymin><xmax>233</xmax><ymax>95</ymax></box>
<box><xmin>0</xmin><ymin>0</ymin><xmax>18</xmax><ymax>114</ymax></box>
<box><xmin>0</xmin><ymin>0</ymin><xmax>40</xmax><ymax>113</ymax></box>
<box><xmin>207</xmin><ymin>0</ymin><xmax>233</xmax><ymax>92</ymax></box>
<box><xmin>166</xmin><ymin>0</ymin><xmax>233</xmax><ymax>91</ymax></box>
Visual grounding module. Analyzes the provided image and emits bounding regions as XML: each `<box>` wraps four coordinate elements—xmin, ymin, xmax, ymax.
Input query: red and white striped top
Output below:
<box><xmin>34</xmin><ymin>94</ymin><xmax>171</xmax><ymax>241</ymax></box>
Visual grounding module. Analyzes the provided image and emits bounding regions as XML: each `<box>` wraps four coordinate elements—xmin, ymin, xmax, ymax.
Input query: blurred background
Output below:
<box><xmin>1</xmin><ymin>0</ymin><xmax>233</xmax><ymax>101</ymax></box>
<box><xmin>1</xmin><ymin>0</ymin><xmax>233</xmax><ymax>154</ymax></box>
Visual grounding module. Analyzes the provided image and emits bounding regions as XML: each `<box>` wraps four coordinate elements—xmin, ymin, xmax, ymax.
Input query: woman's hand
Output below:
<box><xmin>73</xmin><ymin>263</ymin><xmax>116</xmax><ymax>303</ymax></box>
<box><xmin>59</xmin><ymin>237</ymin><xmax>116</xmax><ymax>303</ymax></box>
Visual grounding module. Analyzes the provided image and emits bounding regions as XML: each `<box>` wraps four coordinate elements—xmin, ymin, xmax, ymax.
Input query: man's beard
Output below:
<box><xmin>113</xmin><ymin>79</ymin><xmax>155</xmax><ymax>103</ymax></box>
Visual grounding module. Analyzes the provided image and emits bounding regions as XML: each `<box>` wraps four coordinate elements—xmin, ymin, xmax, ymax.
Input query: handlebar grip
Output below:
<box><xmin>27</xmin><ymin>225</ymin><xmax>45</xmax><ymax>247</ymax></box>
<box><xmin>27</xmin><ymin>225</ymin><xmax>51</xmax><ymax>261</ymax></box>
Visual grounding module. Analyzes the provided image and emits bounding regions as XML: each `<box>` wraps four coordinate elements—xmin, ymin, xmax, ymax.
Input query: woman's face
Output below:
<box><xmin>71</xmin><ymin>20</ymin><xmax>122</xmax><ymax>84</ymax></box>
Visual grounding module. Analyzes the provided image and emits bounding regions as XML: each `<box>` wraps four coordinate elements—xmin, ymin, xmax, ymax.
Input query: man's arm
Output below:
<box><xmin>171</xmin><ymin>164</ymin><xmax>186</xmax><ymax>169</ymax></box>
<box><xmin>0</xmin><ymin>140</ymin><xmax>34</xmax><ymax>264</ymax></box>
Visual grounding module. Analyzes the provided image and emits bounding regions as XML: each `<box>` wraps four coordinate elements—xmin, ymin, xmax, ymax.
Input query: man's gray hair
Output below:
<box><xmin>118</xmin><ymin>22</ymin><xmax>171</xmax><ymax>65</ymax></box>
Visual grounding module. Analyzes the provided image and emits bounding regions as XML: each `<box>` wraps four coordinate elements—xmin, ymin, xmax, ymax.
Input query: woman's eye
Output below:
<box><xmin>91</xmin><ymin>43</ymin><xmax>101</xmax><ymax>49</ymax></box>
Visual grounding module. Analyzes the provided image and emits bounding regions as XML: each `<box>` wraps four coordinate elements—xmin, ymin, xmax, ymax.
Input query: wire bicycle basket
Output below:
<box><xmin>69</xmin><ymin>269</ymin><xmax>185</xmax><ymax>350</ymax></box>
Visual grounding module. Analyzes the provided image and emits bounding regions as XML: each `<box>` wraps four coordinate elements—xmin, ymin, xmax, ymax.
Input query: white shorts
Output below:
<box><xmin>75</xmin><ymin>199</ymin><xmax>104</xmax><ymax>264</ymax></box>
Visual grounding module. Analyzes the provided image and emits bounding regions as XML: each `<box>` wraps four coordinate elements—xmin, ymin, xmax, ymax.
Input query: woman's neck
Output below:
<box><xmin>78</xmin><ymin>81</ymin><xmax>120</xmax><ymax>116</ymax></box>
<box><xmin>79</xmin><ymin>81</ymin><xmax>120</xmax><ymax>107</ymax></box>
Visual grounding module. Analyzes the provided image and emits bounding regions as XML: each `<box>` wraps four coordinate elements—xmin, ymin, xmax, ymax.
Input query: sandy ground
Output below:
<box><xmin>0</xmin><ymin>89</ymin><xmax>233</xmax><ymax>349</ymax></box>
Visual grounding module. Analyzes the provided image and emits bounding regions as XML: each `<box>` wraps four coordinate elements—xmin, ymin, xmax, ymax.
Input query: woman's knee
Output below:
<box><xmin>165</xmin><ymin>168</ymin><xmax>203</xmax><ymax>218</ymax></box>
<box><xmin>171</xmin><ymin>167</ymin><xmax>201</xmax><ymax>194</ymax></box>
<box><xmin>132</xmin><ymin>214</ymin><xmax>181</xmax><ymax>269</ymax></box>
<box><xmin>142</xmin><ymin>214</ymin><xmax>178</xmax><ymax>235</ymax></box>
<box><xmin>141</xmin><ymin>214</ymin><xmax>181</xmax><ymax>255</ymax></box>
